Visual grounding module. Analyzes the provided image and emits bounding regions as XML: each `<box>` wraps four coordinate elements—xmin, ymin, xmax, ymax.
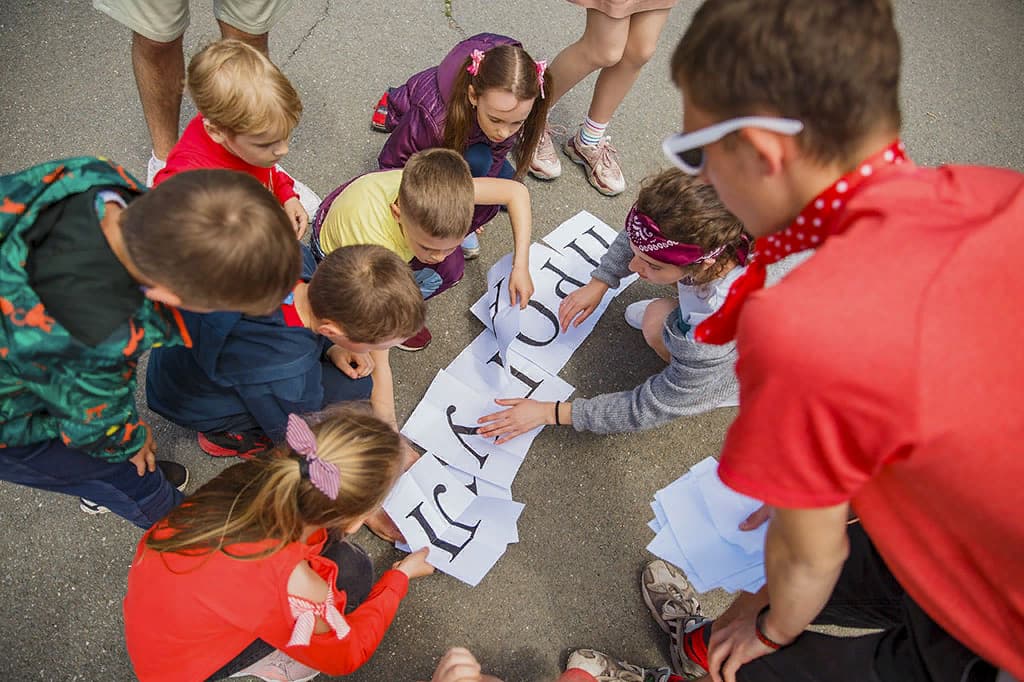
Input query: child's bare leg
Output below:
<box><xmin>217</xmin><ymin>20</ymin><xmax>269</xmax><ymax>55</ymax></box>
<box><xmin>545</xmin><ymin>9</ymin><xmax>631</xmax><ymax>107</ymax></box>
<box><xmin>641</xmin><ymin>297</ymin><xmax>678</xmax><ymax>363</ymax></box>
<box><xmin>587</xmin><ymin>8</ymin><xmax>672</xmax><ymax>123</ymax></box>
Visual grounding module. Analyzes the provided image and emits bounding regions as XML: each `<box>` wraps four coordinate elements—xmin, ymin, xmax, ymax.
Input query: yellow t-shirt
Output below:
<box><xmin>318</xmin><ymin>170</ymin><xmax>414</xmax><ymax>262</ymax></box>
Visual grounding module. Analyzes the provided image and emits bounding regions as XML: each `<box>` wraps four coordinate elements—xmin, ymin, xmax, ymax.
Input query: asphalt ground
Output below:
<box><xmin>1</xmin><ymin>1</ymin><xmax>1022</xmax><ymax>680</ymax></box>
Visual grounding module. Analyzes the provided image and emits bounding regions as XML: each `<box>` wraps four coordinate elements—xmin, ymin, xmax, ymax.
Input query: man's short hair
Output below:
<box><xmin>672</xmin><ymin>0</ymin><xmax>902</xmax><ymax>164</ymax></box>
<box><xmin>397</xmin><ymin>149</ymin><xmax>475</xmax><ymax>240</ymax></box>
<box><xmin>121</xmin><ymin>170</ymin><xmax>300</xmax><ymax>315</ymax></box>
<box><xmin>187</xmin><ymin>38</ymin><xmax>302</xmax><ymax>137</ymax></box>
<box><xmin>308</xmin><ymin>245</ymin><xmax>426</xmax><ymax>344</ymax></box>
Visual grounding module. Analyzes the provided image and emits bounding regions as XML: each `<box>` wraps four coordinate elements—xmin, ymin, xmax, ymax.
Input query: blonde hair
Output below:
<box><xmin>145</xmin><ymin>404</ymin><xmax>403</xmax><ymax>559</ymax></box>
<box><xmin>187</xmin><ymin>38</ymin><xmax>302</xmax><ymax>137</ymax></box>
<box><xmin>309</xmin><ymin>245</ymin><xmax>426</xmax><ymax>344</ymax></box>
<box><xmin>398</xmin><ymin>149</ymin><xmax>475</xmax><ymax>240</ymax></box>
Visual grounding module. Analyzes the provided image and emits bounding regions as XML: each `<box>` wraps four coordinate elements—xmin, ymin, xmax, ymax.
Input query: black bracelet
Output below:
<box><xmin>755</xmin><ymin>605</ymin><xmax>786</xmax><ymax>650</ymax></box>
<box><xmin>554</xmin><ymin>401</ymin><xmax>561</xmax><ymax>426</ymax></box>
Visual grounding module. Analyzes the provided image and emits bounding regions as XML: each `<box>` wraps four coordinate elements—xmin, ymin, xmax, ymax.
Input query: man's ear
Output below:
<box><xmin>203</xmin><ymin>118</ymin><xmax>229</xmax><ymax>145</ymax></box>
<box><xmin>739</xmin><ymin>127</ymin><xmax>791</xmax><ymax>177</ymax></box>
<box><xmin>142</xmin><ymin>285</ymin><xmax>183</xmax><ymax>309</ymax></box>
<box><xmin>389</xmin><ymin>201</ymin><xmax>401</xmax><ymax>222</ymax></box>
<box><xmin>467</xmin><ymin>84</ymin><xmax>479</xmax><ymax>108</ymax></box>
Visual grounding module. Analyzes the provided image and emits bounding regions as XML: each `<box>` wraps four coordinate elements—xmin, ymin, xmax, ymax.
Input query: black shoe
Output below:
<box><xmin>198</xmin><ymin>430</ymin><xmax>273</xmax><ymax>459</ymax></box>
<box><xmin>80</xmin><ymin>460</ymin><xmax>189</xmax><ymax>515</ymax></box>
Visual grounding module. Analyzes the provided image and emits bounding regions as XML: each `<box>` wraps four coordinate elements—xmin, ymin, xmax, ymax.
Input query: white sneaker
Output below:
<box><xmin>276</xmin><ymin>165</ymin><xmax>323</xmax><ymax>219</ymax></box>
<box><xmin>625</xmin><ymin>299</ymin><xmax>655</xmax><ymax>330</ymax></box>
<box><xmin>146</xmin><ymin>152</ymin><xmax>166</xmax><ymax>187</ymax></box>
<box><xmin>529</xmin><ymin>125</ymin><xmax>563</xmax><ymax>180</ymax></box>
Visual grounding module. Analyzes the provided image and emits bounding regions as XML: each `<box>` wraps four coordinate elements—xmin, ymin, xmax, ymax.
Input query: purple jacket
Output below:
<box><xmin>378</xmin><ymin>33</ymin><xmax>522</xmax><ymax>176</ymax></box>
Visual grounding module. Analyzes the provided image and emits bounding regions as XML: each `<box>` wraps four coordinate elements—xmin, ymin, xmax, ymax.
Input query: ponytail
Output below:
<box><xmin>145</xmin><ymin>404</ymin><xmax>403</xmax><ymax>559</ymax></box>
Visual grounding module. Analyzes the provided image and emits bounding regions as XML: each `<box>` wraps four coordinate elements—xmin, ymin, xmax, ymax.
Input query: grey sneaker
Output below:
<box><xmin>529</xmin><ymin>125</ymin><xmax>563</xmax><ymax>180</ymax></box>
<box><xmin>565</xmin><ymin>649</ymin><xmax>673</xmax><ymax>682</ymax></box>
<box><xmin>564</xmin><ymin>131</ymin><xmax>626</xmax><ymax>196</ymax></box>
<box><xmin>641</xmin><ymin>560</ymin><xmax>709</xmax><ymax>678</ymax></box>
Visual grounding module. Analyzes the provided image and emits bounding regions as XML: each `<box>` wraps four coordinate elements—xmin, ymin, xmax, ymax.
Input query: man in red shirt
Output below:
<box><xmin>648</xmin><ymin>1</ymin><xmax>1024</xmax><ymax>681</ymax></box>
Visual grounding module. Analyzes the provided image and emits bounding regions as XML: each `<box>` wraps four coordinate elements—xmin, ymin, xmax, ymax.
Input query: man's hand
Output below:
<box><xmin>558</xmin><ymin>279</ymin><xmax>609</xmax><ymax>332</ymax></box>
<box><xmin>477</xmin><ymin>398</ymin><xmax>555</xmax><ymax>444</ymax></box>
<box><xmin>283</xmin><ymin>197</ymin><xmax>309</xmax><ymax>239</ymax></box>
<box><xmin>508</xmin><ymin>266</ymin><xmax>534</xmax><ymax>309</ymax></box>
<box><xmin>327</xmin><ymin>345</ymin><xmax>374</xmax><ymax>379</ymax></box>
<box><xmin>739</xmin><ymin>504</ymin><xmax>773</xmax><ymax>531</ymax></box>
<box><xmin>707</xmin><ymin>609</ymin><xmax>780</xmax><ymax>682</ymax></box>
<box><xmin>127</xmin><ymin>422</ymin><xmax>157</xmax><ymax>476</ymax></box>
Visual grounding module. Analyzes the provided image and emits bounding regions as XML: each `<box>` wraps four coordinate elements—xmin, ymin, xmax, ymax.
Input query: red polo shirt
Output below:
<box><xmin>154</xmin><ymin>114</ymin><xmax>298</xmax><ymax>206</ymax></box>
<box><xmin>718</xmin><ymin>163</ymin><xmax>1024</xmax><ymax>676</ymax></box>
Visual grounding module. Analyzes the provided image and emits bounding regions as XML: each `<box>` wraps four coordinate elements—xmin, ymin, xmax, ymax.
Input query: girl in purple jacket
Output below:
<box><xmin>372</xmin><ymin>33</ymin><xmax>551</xmax><ymax>259</ymax></box>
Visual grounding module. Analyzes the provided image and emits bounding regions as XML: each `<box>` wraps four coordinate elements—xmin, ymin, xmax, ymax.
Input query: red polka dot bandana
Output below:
<box><xmin>695</xmin><ymin>139</ymin><xmax>909</xmax><ymax>345</ymax></box>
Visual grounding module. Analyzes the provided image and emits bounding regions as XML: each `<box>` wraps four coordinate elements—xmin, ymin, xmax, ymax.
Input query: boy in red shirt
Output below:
<box><xmin>155</xmin><ymin>38</ymin><xmax>310</xmax><ymax>238</ymax></box>
<box><xmin>627</xmin><ymin>1</ymin><xmax>1024</xmax><ymax>681</ymax></box>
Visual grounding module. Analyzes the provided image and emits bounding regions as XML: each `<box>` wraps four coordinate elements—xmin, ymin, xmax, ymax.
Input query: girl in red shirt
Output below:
<box><xmin>123</xmin><ymin>405</ymin><xmax>434</xmax><ymax>682</ymax></box>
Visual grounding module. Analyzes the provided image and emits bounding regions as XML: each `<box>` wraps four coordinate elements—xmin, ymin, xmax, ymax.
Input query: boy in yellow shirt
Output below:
<box><xmin>312</xmin><ymin>148</ymin><xmax>533</xmax><ymax>350</ymax></box>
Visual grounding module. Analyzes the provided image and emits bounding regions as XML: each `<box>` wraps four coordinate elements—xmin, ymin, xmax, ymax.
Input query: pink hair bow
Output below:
<box><xmin>467</xmin><ymin>49</ymin><xmax>485</xmax><ymax>76</ymax></box>
<box><xmin>535</xmin><ymin>60</ymin><xmax>548</xmax><ymax>99</ymax></box>
<box><xmin>286</xmin><ymin>414</ymin><xmax>340</xmax><ymax>500</ymax></box>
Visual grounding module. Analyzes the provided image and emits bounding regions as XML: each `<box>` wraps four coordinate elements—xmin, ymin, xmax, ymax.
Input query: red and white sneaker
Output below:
<box><xmin>397</xmin><ymin>326</ymin><xmax>432</xmax><ymax>352</ymax></box>
<box><xmin>197</xmin><ymin>430</ymin><xmax>274</xmax><ymax>459</ymax></box>
<box><xmin>371</xmin><ymin>91</ymin><xmax>389</xmax><ymax>132</ymax></box>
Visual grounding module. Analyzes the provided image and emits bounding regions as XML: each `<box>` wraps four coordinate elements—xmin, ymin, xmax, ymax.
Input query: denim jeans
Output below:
<box><xmin>0</xmin><ymin>439</ymin><xmax>183</xmax><ymax>529</ymax></box>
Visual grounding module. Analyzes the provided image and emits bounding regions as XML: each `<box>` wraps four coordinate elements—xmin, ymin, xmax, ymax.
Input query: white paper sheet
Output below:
<box><xmin>697</xmin><ymin>469</ymin><xmax>767</xmax><ymax>555</ymax></box>
<box><xmin>540</xmin><ymin>210</ymin><xmax>638</xmax><ymax>295</ymax></box>
<box><xmin>401</xmin><ymin>370</ymin><xmax>534</xmax><ymax>488</ymax></box>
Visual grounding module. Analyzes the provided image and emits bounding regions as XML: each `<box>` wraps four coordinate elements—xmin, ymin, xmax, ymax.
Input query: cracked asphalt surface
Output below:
<box><xmin>1</xmin><ymin>1</ymin><xmax>1022</xmax><ymax>680</ymax></box>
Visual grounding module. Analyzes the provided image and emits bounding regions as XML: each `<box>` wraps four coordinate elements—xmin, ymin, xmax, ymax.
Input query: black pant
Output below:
<box><xmin>206</xmin><ymin>539</ymin><xmax>374</xmax><ymax>681</ymax></box>
<box><xmin>723</xmin><ymin>524</ymin><xmax>997</xmax><ymax>682</ymax></box>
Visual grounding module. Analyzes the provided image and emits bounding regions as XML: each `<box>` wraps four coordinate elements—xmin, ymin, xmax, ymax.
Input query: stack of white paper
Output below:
<box><xmin>646</xmin><ymin>457</ymin><xmax>767</xmax><ymax>593</ymax></box>
<box><xmin>385</xmin><ymin>211</ymin><xmax>637</xmax><ymax>586</ymax></box>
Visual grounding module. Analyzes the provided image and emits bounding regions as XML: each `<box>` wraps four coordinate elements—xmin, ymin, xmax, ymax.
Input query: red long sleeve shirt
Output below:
<box><xmin>124</xmin><ymin>527</ymin><xmax>408</xmax><ymax>681</ymax></box>
<box><xmin>153</xmin><ymin>114</ymin><xmax>297</xmax><ymax>206</ymax></box>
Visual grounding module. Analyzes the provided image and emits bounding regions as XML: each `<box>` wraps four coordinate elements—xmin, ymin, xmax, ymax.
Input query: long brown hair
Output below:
<box><xmin>145</xmin><ymin>404</ymin><xmax>403</xmax><ymax>559</ymax></box>
<box><xmin>637</xmin><ymin>169</ymin><xmax>749</xmax><ymax>286</ymax></box>
<box><xmin>442</xmin><ymin>44</ymin><xmax>552</xmax><ymax>181</ymax></box>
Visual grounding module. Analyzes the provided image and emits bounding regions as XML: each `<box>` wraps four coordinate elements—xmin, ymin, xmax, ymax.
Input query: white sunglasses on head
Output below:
<box><xmin>662</xmin><ymin>116</ymin><xmax>804</xmax><ymax>175</ymax></box>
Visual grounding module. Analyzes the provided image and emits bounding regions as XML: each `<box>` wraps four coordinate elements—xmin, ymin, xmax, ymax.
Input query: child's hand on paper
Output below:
<box><xmin>283</xmin><ymin>196</ymin><xmax>308</xmax><ymax>239</ymax></box>
<box><xmin>559</xmin><ymin>279</ymin><xmax>609</xmax><ymax>332</ymax></box>
<box><xmin>394</xmin><ymin>547</ymin><xmax>435</xmax><ymax>579</ymax></box>
<box><xmin>477</xmin><ymin>398</ymin><xmax>554</xmax><ymax>444</ymax></box>
<box><xmin>508</xmin><ymin>265</ymin><xmax>533</xmax><ymax>309</ymax></box>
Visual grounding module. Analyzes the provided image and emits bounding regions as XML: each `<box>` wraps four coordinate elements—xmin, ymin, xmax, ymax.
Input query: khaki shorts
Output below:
<box><xmin>93</xmin><ymin>0</ymin><xmax>294</xmax><ymax>43</ymax></box>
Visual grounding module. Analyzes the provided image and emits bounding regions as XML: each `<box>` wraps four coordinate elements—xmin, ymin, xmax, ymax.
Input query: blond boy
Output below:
<box><xmin>154</xmin><ymin>39</ymin><xmax>309</xmax><ymax>237</ymax></box>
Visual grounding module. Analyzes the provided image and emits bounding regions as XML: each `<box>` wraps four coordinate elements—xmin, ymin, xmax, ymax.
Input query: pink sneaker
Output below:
<box><xmin>564</xmin><ymin>131</ymin><xmax>626</xmax><ymax>196</ymax></box>
<box><xmin>529</xmin><ymin>126</ymin><xmax>563</xmax><ymax>180</ymax></box>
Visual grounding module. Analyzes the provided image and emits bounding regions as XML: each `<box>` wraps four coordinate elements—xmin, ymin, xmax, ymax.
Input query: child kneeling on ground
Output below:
<box><xmin>123</xmin><ymin>405</ymin><xmax>435</xmax><ymax>682</ymax></box>
<box><xmin>146</xmin><ymin>243</ymin><xmax>425</xmax><ymax>458</ymax></box>
<box><xmin>312</xmin><ymin>148</ymin><xmax>534</xmax><ymax>351</ymax></box>
<box><xmin>478</xmin><ymin>169</ymin><xmax>805</xmax><ymax>440</ymax></box>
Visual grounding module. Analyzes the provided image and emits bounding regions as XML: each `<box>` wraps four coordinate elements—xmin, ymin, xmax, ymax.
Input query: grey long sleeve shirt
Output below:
<box><xmin>571</xmin><ymin>230</ymin><xmax>808</xmax><ymax>434</ymax></box>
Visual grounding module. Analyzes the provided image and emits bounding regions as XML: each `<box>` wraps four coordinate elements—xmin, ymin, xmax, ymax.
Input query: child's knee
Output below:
<box><xmin>580</xmin><ymin>32</ymin><xmax>628</xmax><ymax>69</ymax></box>
<box><xmin>621</xmin><ymin>38</ymin><xmax>658</xmax><ymax>69</ymax></box>
<box><xmin>641</xmin><ymin>299</ymin><xmax>675</xmax><ymax>353</ymax></box>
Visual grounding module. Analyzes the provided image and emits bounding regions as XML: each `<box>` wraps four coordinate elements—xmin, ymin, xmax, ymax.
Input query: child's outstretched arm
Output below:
<box><xmin>559</xmin><ymin>230</ymin><xmax>634</xmax><ymax>331</ymax></box>
<box><xmin>472</xmin><ymin>178</ymin><xmax>534</xmax><ymax>309</ymax></box>
<box><xmin>476</xmin><ymin>399</ymin><xmax>572</xmax><ymax>444</ymax></box>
